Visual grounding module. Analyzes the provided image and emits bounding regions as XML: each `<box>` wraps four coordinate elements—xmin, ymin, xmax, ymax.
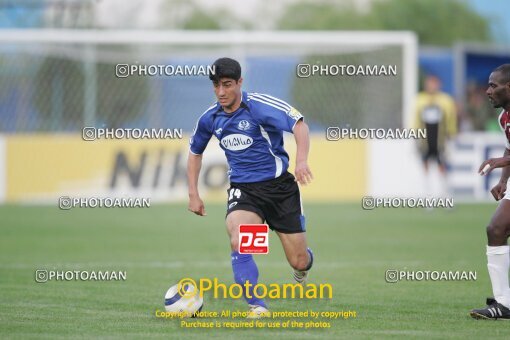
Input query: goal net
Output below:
<box><xmin>0</xmin><ymin>30</ymin><xmax>417</xmax><ymax>133</ymax></box>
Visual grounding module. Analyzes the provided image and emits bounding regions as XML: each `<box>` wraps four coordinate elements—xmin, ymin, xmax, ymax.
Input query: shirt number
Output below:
<box><xmin>228</xmin><ymin>188</ymin><xmax>241</xmax><ymax>201</ymax></box>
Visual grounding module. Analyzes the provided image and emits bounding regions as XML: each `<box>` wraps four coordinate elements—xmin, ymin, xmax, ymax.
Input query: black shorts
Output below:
<box><xmin>226</xmin><ymin>172</ymin><xmax>306</xmax><ymax>234</ymax></box>
<box><xmin>422</xmin><ymin>122</ymin><xmax>443</xmax><ymax>165</ymax></box>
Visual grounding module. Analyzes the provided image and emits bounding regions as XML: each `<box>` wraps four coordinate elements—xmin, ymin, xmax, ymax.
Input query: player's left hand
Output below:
<box><xmin>478</xmin><ymin>157</ymin><xmax>510</xmax><ymax>176</ymax></box>
<box><xmin>295</xmin><ymin>161</ymin><xmax>313</xmax><ymax>185</ymax></box>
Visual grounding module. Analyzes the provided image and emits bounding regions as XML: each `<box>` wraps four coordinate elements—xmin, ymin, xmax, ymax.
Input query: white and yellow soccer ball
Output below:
<box><xmin>164</xmin><ymin>282</ymin><xmax>203</xmax><ymax>317</ymax></box>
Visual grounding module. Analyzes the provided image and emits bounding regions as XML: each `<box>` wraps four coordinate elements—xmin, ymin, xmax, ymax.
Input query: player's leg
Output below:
<box><xmin>437</xmin><ymin>151</ymin><xmax>447</xmax><ymax>175</ymax></box>
<box><xmin>422</xmin><ymin>158</ymin><xmax>429</xmax><ymax>173</ymax></box>
<box><xmin>260</xmin><ymin>172</ymin><xmax>313</xmax><ymax>284</ymax></box>
<box><xmin>276</xmin><ymin>231</ymin><xmax>313</xmax><ymax>284</ymax></box>
<box><xmin>486</xmin><ymin>200</ymin><xmax>510</xmax><ymax>306</ymax></box>
<box><xmin>470</xmin><ymin>199</ymin><xmax>510</xmax><ymax>319</ymax></box>
<box><xmin>226</xmin><ymin>209</ymin><xmax>268</xmax><ymax>315</ymax></box>
<box><xmin>421</xmin><ymin>151</ymin><xmax>431</xmax><ymax>198</ymax></box>
<box><xmin>436</xmin><ymin>151</ymin><xmax>450</xmax><ymax>198</ymax></box>
<box><xmin>423</xmin><ymin>134</ymin><xmax>439</xmax><ymax>197</ymax></box>
<box><xmin>421</xmin><ymin>143</ymin><xmax>431</xmax><ymax>174</ymax></box>
<box><xmin>226</xmin><ymin>210</ymin><xmax>262</xmax><ymax>251</ymax></box>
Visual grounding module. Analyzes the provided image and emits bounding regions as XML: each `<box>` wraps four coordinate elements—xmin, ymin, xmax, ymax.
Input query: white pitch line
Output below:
<box><xmin>0</xmin><ymin>260</ymin><xmax>427</xmax><ymax>269</ymax></box>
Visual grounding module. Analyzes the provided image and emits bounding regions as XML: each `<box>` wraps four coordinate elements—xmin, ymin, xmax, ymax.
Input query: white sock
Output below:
<box><xmin>487</xmin><ymin>245</ymin><xmax>510</xmax><ymax>308</ymax></box>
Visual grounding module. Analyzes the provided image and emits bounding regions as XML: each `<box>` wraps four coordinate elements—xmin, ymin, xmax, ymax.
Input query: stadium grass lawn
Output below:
<box><xmin>1</xmin><ymin>203</ymin><xmax>510</xmax><ymax>339</ymax></box>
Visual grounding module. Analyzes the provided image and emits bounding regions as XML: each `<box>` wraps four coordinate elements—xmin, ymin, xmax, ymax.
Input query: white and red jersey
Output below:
<box><xmin>498</xmin><ymin>110</ymin><xmax>510</xmax><ymax>149</ymax></box>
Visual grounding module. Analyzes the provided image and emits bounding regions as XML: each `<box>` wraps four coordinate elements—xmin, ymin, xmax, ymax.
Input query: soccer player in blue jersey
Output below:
<box><xmin>187</xmin><ymin>57</ymin><xmax>314</xmax><ymax>318</ymax></box>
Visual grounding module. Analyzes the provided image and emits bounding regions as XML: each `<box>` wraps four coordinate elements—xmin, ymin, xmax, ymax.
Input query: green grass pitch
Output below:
<box><xmin>1</xmin><ymin>203</ymin><xmax>510</xmax><ymax>339</ymax></box>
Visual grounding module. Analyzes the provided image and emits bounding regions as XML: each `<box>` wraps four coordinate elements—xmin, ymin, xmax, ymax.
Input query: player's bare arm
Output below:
<box><xmin>479</xmin><ymin>148</ymin><xmax>510</xmax><ymax>176</ymax></box>
<box><xmin>479</xmin><ymin>148</ymin><xmax>510</xmax><ymax>201</ymax></box>
<box><xmin>187</xmin><ymin>152</ymin><xmax>207</xmax><ymax>216</ymax></box>
<box><xmin>293</xmin><ymin>120</ymin><xmax>313</xmax><ymax>186</ymax></box>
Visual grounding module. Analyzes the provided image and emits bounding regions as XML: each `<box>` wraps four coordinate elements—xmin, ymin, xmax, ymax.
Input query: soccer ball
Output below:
<box><xmin>164</xmin><ymin>282</ymin><xmax>203</xmax><ymax>317</ymax></box>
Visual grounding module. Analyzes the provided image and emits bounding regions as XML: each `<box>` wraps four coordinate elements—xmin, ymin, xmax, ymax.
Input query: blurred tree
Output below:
<box><xmin>34</xmin><ymin>58</ymin><xmax>85</xmax><ymax>130</ymax></box>
<box><xmin>159</xmin><ymin>1</ymin><xmax>226</xmax><ymax>30</ymax></box>
<box><xmin>96</xmin><ymin>62</ymin><xmax>149</xmax><ymax>128</ymax></box>
<box><xmin>278</xmin><ymin>2</ymin><xmax>377</xmax><ymax>31</ymax></box>
<box><xmin>278</xmin><ymin>0</ymin><xmax>491</xmax><ymax>45</ymax></box>
<box><xmin>35</xmin><ymin>57</ymin><xmax>149</xmax><ymax>130</ymax></box>
<box><xmin>182</xmin><ymin>8</ymin><xmax>221</xmax><ymax>30</ymax></box>
<box><xmin>370</xmin><ymin>0</ymin><xmax>490</xmax><ymax>45</ymax></box>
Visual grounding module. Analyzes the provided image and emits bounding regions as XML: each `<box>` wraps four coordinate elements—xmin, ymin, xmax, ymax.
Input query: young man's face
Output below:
<box><xmin>213</xmin><ymin>77</ymin><xmax>243</xmax><ymax>112</ymax></box>
<box><xmin>487</xmin><ymin>71</ymin><xmax>510</xmax><ymax>109</ymax></box>
<box><xmin>424</xmin><ymin>75</ymin><xmax>441</xmax><ymax>94</ymax></box>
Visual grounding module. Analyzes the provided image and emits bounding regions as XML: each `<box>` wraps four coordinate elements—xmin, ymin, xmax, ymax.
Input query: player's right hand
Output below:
<box><xmin>188</xmin><ymin>195</ymin><xmax>207</xmax><ymax>216</ymax></box>
<box><xmin>295</xmin><ymin>161</ymin><xmax>313</xmax><ymax>186</ymax></box>
<box><xmin>490</xmin><ymin>181</ymin><xmax>507</xmax><ymax>201</ymax></box>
